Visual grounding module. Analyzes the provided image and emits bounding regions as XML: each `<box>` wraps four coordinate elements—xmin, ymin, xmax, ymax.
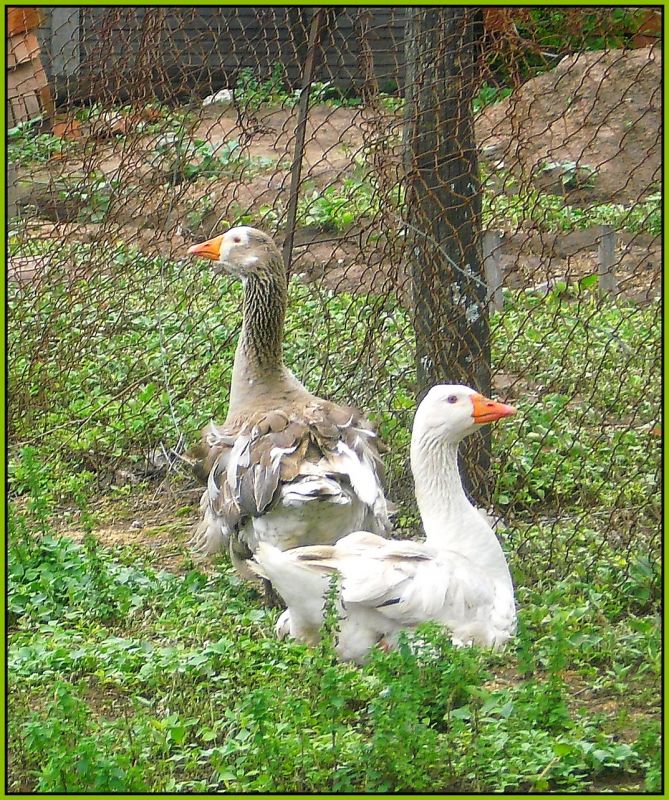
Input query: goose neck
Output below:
<box><xmin>238</xmin><ymin>270</ymin><xmax>286</xmax><ymax>372</ymax></box>
<box><xmin>411</xmin><ymin>436</ymin><xmax>473</xmax><ymax>540</ymax></box>
<box><xmin>411</xmin><ymin>431</ymin><xmax>514</xmax><ymax>589</ymax></box>
<box><xmin>227</xmin><ymin>268</ymin><xmax>290</xmax><ymax>412</ymax></box>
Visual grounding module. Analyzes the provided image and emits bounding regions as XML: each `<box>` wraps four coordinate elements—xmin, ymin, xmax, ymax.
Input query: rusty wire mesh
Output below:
<box><xmin>7</xmin><ymin>6</ymin><xmax>661</xmax><ymax>588</ymax></box>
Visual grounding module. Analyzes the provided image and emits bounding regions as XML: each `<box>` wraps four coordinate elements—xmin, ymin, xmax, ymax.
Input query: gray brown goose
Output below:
<box><xmin>187</xmin><ymin>226</ymin><xmax>391</xmax><ymax>578</ymax></box>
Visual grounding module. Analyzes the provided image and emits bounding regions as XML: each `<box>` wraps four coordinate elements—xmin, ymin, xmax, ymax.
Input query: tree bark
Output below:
<box><xmin>403</xmin><ymin>8</ymin><xmax>491</xmax><ymax>503</ymax></box>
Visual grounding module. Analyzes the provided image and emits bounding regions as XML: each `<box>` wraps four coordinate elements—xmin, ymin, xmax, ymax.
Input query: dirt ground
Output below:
<box><xmin>479</xmin><ymin>46</ymin><xmax>661</xmax><ymax>205</ymax></box>
<box><xmin>49</xmin><ymin>485</ymin><xmax>205</xmax><ymax>576</ymax></box>
<box><xmin>11</xmin><ymin>46</ymin><xmax>661</xmax><ymax>302</ymax></box>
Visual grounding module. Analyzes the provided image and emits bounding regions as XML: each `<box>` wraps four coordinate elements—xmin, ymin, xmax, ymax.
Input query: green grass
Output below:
<box><xmin>7</xmin><ymin>240</ymin><xmax>661</xmax><ymax>792</ymax></box>
<box><xmin>283</xmin><ymin>171</ymin><xmax>660</xmax><ymax>238</ymax></box>
<box><xmin>8</xmin><ymin>517</ymin><xmax>660</xmax><ymax>792</ymax></box>
<box><xmin>231</xmin><ymin>68</ymin><xmax>513</xmax><ymax>115</ymax></box>
<box><xmin>484</xmin><ymin>180</ymin><xmax>661</xmax><ymax>237</ymax></box>
<box><xmin>232</xmin><ymin>165</ymin><xmax>660</xmax><ymax>239</ymax></box>
<box><xmin>8</xmin><ymin>126</ymin><xmax>75</xmax><ymax>167</ymax></box>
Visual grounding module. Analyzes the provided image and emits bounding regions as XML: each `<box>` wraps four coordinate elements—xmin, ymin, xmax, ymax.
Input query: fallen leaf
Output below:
<box><xmin>52</xmin><ymin>118</ymin><xmax>82</xmax><ymax>141</ymax></box>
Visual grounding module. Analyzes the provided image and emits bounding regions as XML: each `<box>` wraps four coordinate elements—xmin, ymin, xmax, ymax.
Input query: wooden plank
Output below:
<box><xmin>7</xmin><ymin>7</ymin><xmax>41</xmax><ymax>37</ymax></box>
<box><xmin>38</xmin><ymin>81</ymin><xmax>55</xmax><ymax>118</ymax></box>
<box><xmin>165</xmin><ymin>9</ymin><xmax>287</xmax><ymax>31</ymax></box>
<box><xmin>7</xmin><ymin>32</ymin><xmax>41</xmax><ymax>69</ymax></box>
<box><xmin>9</xmin><ymin>91</ymin><xmax>41</xmax><ymax>126</ymax></box>
<box><xmin>598</xmin><ymin>225</ymin><xmax>618</xmax><ymax>298</ymax></box>
<box><xmin>483</xmin><ymin>230</ymin><xmax>504</xmax><ymax>312</ymax></box>
<box><xmin>7</xmin><ymin>60</ymin><xmax>39</xmax><ymax>97</ymax></box>
<box><xmin>61</xmin><ymin>5</ymin><xmax>411</xmax><ymax>100</ymax></box>
<box><xmin>7</xmin><ymin>59</ymin><xmax>51</xmax><ymax>124</ymax></box>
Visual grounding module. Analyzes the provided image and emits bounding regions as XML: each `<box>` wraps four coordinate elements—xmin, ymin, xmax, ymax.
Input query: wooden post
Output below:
<box><xmin>8</xmin><ymin>163</ymin><xmax>18</xmax><ymax>220</ymax></box>
<box><xmin>403</xmin><ymin>8</ymin><xmax>491</xmax><ymax>503</ymax></box>
<box><xmin>598</xmin><ymin>225</ymin><xmax>618</xmax><ymax>298</ymax></box>
<box><xmin>483</xmin><ymin>230</ymin><xmax>503</xmax><ymax>312</ymax></box>
<box><xmin>282</xmin><ymin>7</ymin><xmax>326</xmax><ymax>276</ymax></box>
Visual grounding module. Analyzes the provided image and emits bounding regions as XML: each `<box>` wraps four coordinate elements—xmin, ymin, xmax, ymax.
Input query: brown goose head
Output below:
<box><xmin>187</xmin><ymin>226</ymin><xmax>282</xmax><ymax>282</ymax></box>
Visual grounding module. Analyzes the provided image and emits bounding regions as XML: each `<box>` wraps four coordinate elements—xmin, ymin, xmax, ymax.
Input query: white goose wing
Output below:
<box><xmin>296</xmin><ymin>533</ymin><xmax>502</xmax><ymax>638</ymax></box>
<box><xmin>333</xmin><ymin>538</ymin><xmax>490</xmax><ymax>624</ymax></box>
<box><xmin>251</xmin><ymin>534</ymin><xmax>513</xmax><ymax>661</ymax></box>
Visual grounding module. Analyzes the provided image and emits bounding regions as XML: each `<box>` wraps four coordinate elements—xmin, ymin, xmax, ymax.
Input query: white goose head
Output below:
<box><xmin>187</xmin><ymin>226</ymin><xmax>281</xmax><ymax>281</ymax></box>
<box><xmin>413</xmin><ymin>384</ymin><xmax>517</xmax><ymax>445</ymax></box>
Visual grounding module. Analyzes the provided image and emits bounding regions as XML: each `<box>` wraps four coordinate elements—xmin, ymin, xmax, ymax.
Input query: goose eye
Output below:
<box><xmin>447</xmin><ymin>395</ymin><xmax>458</xmax><ymax>404</ymax></box>
<box><xmin>232</xmin><ymin>236</ymin><xmax>242</xmax><ymax>244</ymax></box>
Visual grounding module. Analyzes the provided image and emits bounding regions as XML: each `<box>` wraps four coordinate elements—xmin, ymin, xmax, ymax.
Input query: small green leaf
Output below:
<box><xmin>579</xmin><ymin>274</ymin><xmax>599</xmax><ymax>290</ymax></box>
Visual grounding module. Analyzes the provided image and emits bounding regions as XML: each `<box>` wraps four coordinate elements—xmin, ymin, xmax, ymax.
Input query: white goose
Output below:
<box><xmin>186</xmin><ymin>226</ymin><xmax>391</xmax><ymax>578</ymax></box>
<box><xmin>250</xmin><ymin>384</ymin><xmax>518</xmax><ymax>664</ymax></box>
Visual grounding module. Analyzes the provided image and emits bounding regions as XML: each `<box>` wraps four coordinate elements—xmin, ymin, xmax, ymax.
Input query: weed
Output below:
<box><xmin>234</xmin><ymin>64</ymin><xmax>291</xmax><ymax>110</ymax></box>
<box><xmin>8</xmin><ymin>520</ymin><xmax>659</xmax><ymax>792</ymax></box>
<box><xmin>149</xmin><ymin>135</ymin><xmax>275</xmax><ymax>184</ymax></box>
<box><xmin>257</xmin><ymin>167</ymin><xmax>660</xmax><ymax>238</ymax></box>
<box><xmin>7</xmin><ymin>225</ymin><xmax>660</xmax><ymax>792</ymax></box>
<box><xmin>76</xmin><ymin>101</ymin><xmax>196</xmax><ymax>135</ymax></box>
<box><xmin>57</xmin><ymin>171</ymin><xmax>120</xmax><ymax>223</ymax></box>
<box><xmin>8</xmin><ymin>122</ymin><xmax>76</xmax><ymax>166</ymax></box>
<box><xmin>473</xmin><ymin>83</ymin><xmax>512</xmax><ymax>112</ymax></box>
<box><xmin>483</xmin><ymin>166</ymin><xmax>661</xmax><ymax>236</ymax></box>
<box><xmin>297</xmin><ymin>177</ymin><xmax>404</xmax><ymax>232</ymax></box>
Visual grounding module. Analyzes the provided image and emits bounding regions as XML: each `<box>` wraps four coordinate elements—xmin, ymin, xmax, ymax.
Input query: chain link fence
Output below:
<box><xmin>8</xmin><ymin>7</ymin><xmax>661</xmax><ymax>588</ymax></box>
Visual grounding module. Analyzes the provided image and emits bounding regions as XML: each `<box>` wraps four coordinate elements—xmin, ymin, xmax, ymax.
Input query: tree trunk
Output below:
<box><xmin>403</xmin><ymin>7</ymin><xmax>491</xmax><ymax>504</ymax></box>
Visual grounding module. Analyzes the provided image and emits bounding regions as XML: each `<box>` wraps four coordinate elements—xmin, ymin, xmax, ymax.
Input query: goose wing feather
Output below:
<box><xmin>192</xmin><ymin>401</ymin><xmax>390</xmax><ymax>556</ymax></box>
<box><xmin>265</xmin><ymin>535</ymin><xmax>495</xmax><ymax>629</ymax></box>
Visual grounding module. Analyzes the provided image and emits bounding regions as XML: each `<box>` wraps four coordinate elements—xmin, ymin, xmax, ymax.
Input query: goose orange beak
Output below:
<box><xmin>187</xmin><ymin>234</ymin><xmax>225</xmax><ymax>260</ymax></box>
<box><xmin>471</xmin><ymin>393</ymin><xmax>517</xmax><ymax>424</ymax></box>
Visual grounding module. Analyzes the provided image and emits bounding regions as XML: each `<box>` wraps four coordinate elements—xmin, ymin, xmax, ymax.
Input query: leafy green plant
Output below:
<box><xmin>232</xmin><ymin>67</ymin><xmax>368</xmax><ymax>111</ymax></box>
<box><xmin>76</xmin><ymin>101</ymin><xmax>196</xmax><ymax>135</ymax></box>
<box><xmin>540</xmin><ymin>160</ymin><xmax>596</xmax><ymax>191</ymax></box>
<box><xmin>378</xmin><ymin>93</ymin><xmax>404</xmax><ymax>113</ymax></box>
<box><xmin>297</xmin><ymin>177</ymin><xmax>403</xmax><ymax>232</ymax></box>
<box><xmin>518</xmin><ymin>8</ymin><xmax>657</xmax><ymax>54</ymax></box>
<box><xmin>150</xmin><ymin>135</ymin><xmax>275</xmax><ymax>184</ymax></box>
<box><xmin>8</xmin><ymin>120</ymin><xmax>76</xmax><ymax>166</ymax></box>
<box><xmin>8</xmin><ymin>514</ymin><xmax>659</xmax><ymax>792</ymax></box>
<box><xmin>484</xmin><ymin>9</ymin><xmax>656</xmax><ymax>87</ymax></box>
<box><xmin>483</xmin><ymin>168</ymin><xmax>661</xmax><ymax>236</ymax></box>
<box><xmin>55</xmin><ymin>171</ymin><xmax>120</xmax><ymax>223</ymax></box>
<box><xmin>18</xmin><ymin>682</ymin><xmax>148</xmax><ymax>791</ymax></box>
<box><xmin>473</xmin><ymin>83</ymin><xmax>512</xmax><ymax>112</ymax></box>
<box><xmin>234</xmin><ymin>64</ymin><xmax>292</xmax><ymax>110</ymax></box>
<box><xmin>184</xmin><ymin>194</ymin><xmax>214</xmax><ymax>232</ymax></box>
<box><xmin>634</xmin><ymin>720</ymin><xmax>662</xmax><ymax>792</ymax></box>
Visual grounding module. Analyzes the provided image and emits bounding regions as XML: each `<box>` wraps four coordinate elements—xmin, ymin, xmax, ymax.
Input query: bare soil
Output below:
<box><xmin>478</xmin><ymin>46</ymin><xmax>661</xmax><ymax>205</ymax></box>
<box><xmin>11</xmin><ymin>46</ymin><xmax>660</xmax><ymax>301</ymax></box>
<box><xmin>51</xmin><ymin>485</ymin><xmax>205</xmax><ymax>576</ymax></box>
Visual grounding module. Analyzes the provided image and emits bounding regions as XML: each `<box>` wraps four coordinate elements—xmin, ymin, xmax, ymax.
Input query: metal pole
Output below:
<box><xmin>282</xmin><ymin>7</ymin><xmax>326</xmax><ymax>276</ymax></box>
